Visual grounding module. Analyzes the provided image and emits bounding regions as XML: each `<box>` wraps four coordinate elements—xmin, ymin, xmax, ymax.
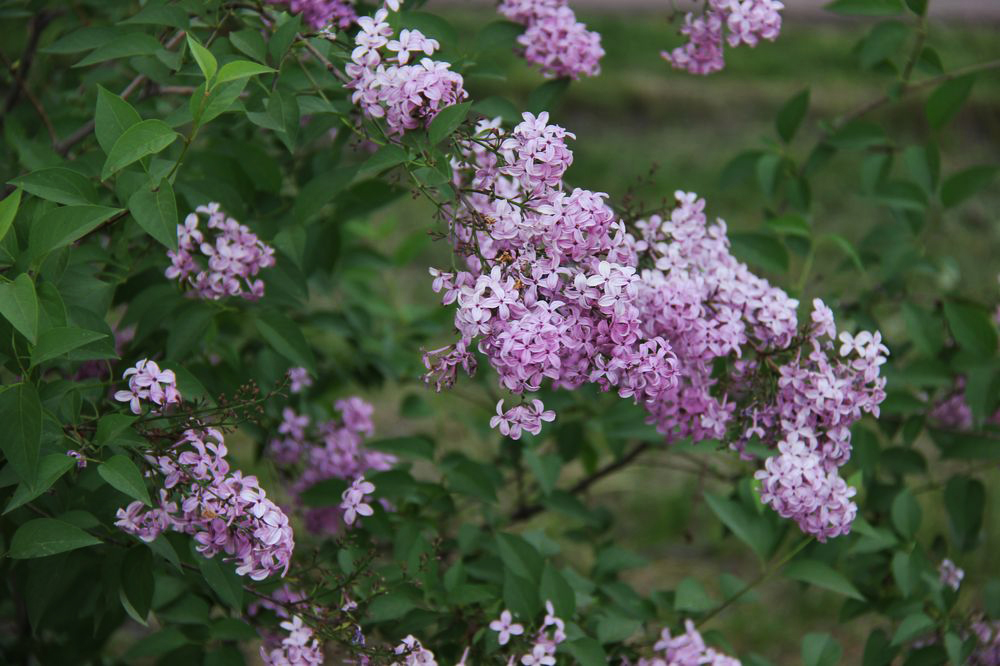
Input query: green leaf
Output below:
<box><xmin>891</xmin><ymin>550</ymin><xmax>920</xmax><ymax>597</ymax></box>
<box><xmin>940</xmin><ymin>165</ymin><xmax>997</xmax><ymax>208</ymax></box>
<box><xmin>98</xmin><ymin>454</ymin><xmax>152</xmax><ymax>506</ymax></box>
<box><xmin>902</xmin><ymin>303</ymin><xmax>943</xmax><ymax>356</ymax></box>
<box><xmin>675</xmin><ymin>577</ymin><xmax>716</xmax><ymax>613</ymax></box>
<box><xmin>194</xmin><ymin>79</ymin><xmax>249</xmax><ymax>125</ymax></box>
<box><xmin>858</xmin><ymin>21</ymin><xmax>907</xmax><ymax>69</ymax></box>
<box><xmin>95</xmin><ymin>86</ymin><xmax>142</xmax><ymax>154</ymax></box>
<box><xmin>230</xmin><ymin>29</ymin><xmax>267</xmax><ymax>62</ymax></box>
<box><xmin>704</xmin><ymin>493</ymin><xmax>780</xmax><ymax>561</ymax></box>
<box><xmin>827</xmin><ymin>121</ymin><xmax>889</xmax><ymax>149</ymax></box>
<box><xmin>0</xmin><ymin>273</ymin><xmax>39</xmax><ymax>343</ymax></box>
<box><xmin>255</xmin><ymin>311</ymin><xmax>316</xmax><ymax>373</ymax></box>
<box><xmin>186</xmin><ymin>35</ymin><xmax>218</xmax><ymax>83</ymax></box>
<box><xmin>943</xmin><ymin>300</ymin><xmax>998</xmax><ymax>357</ymax></box>
<box><xmin>540</xmin><ymin>563</ymin><xmax>576</xmax><ymax>618</ymax></box>
<box><xmin>367</xmin><ymin>590</ymin><xmax>417</xmax><ymax>622</ymax></box>
<box><xmin>905</xmin><ymin>0</ymin><xmax>928</xmax><ymax>14</ymax></box>
<box><xmin>523</xmin><ymin>450</ymin><xmax>561</xmax><ymax>495</ymax></box>
<box><xmin>9</xmin><ymin>168</ymin><xmax>99</xmax><ymax>206</ymax></box>
<box><xmin>902</xmin><ymin>144</ymin><xmax>940</xmax><ymax>195</ymax></box>
<box><xmin>802</xmin><ymin>633</ymin><xmax>843</xmax><ymax>666</ymax></box>
<box><xmin>357</xmin><ymin>145</ymin><xmax>408</xmax><ymax>180</ymax></box>
<box><xmin>504</xmin><ymin>571</ymin><xmax>540</xmax><ymax>619</ymax></box>
<box><xmin>9</xmin><ymin>518</ymin><xmax>101</xmax><ymax>558</ymax></box>
<box><xmin>818</xmin><ymin>233</ymin><xmax>866</xmax><ymax>274</ymax></box>
<box><xmin>28</xmin><ymin>205</ymin><xmax>123</xmax><ymax>260</ymax></box>
<box><xmin>121</xmin><ymin>546</ymin><xmax>154</xmax><ymax>622</ymax></box>
<box><xmin>496</xmin><ymin>533</ymin><xmax>543</xmax><ymax>583</ymax></box>
<box><xmin>784</xmin><ymin>559</ymin><xmax>866</xmax><ymax>600</ymax></box>
<box><xmin>0</xmin><ymin>186</ymin><xmax>20</xmax><ymax>243</ymax></box>
<box><xmin>268</xmin><ymin>14</ymin><xmax>302</xmax><ymax>63</ymax></box>
<box><xmin>197</xmin><ymin>555</ymin><xmax>244</xmax><ymax>610</ymax></box>
<box><xmin>30</xmin><ymin>327</ymin><xmax>108</xmax><ymax>367</ymax></box>
<box><xmin>596</xmin><ymin>613</ymin><xmax>640</xmax><ymax>644</ymax></box>
<box><xmin>944</xmin><ymin>476</ymin><xmax>985</xmax><ymax>551</ymax></box>
<box><xmin>563</xmin><ymin>637</ymin><xmax>607</xmax><ymax>666</ymax></box>
<box><xmin>74</xmin><ymin>33</ymin><xmax>162</xmax><ymax>68</ymax></box>
<box><xmin>123</xmin><ymin>4</ymin><xmax>189</xmax><ymax>29</ymax></box>
<box><xmin>824</xmin><ymin>0</ymin><xmax>903</xmax><ymax>15</ymax></box>
<box><xmin>528</xmin><ymin>78</ymin><xmax>570</xmax><ymax>114</ymax></box>
<box><xmin>101</xmin><ymin>120</ymin><xmax>180</xmax><ymax>180</ymax></box>
<box><xmin>367</xmin><ymin>436</ymin><xmax>435</xmax><ymax>460</ymax></box>
<box><xmin>215</xmin><ymin>60</ymin><xmax>275</xmax><ymax>85</ymax></box>
<box><xmin>0</xmin><ymin>383</ymin><xmax>42</xmax><ymax>482</ymax></box>
<box><xmin>4</xmin><ymin>454</ymin><xmax>75</xmax><ymax>514</ymax></box>
<box><xmin>926</xmin><ymin>75</ymin><xmax>975</xmax><ymax>129</ymax></box>
<box><xmin>776</xmin><ymin>89</ymin><xmax>810</xmax><ymax>143</ymax></box>
<box><xmin>890</xmin><ymin>489</ymin><xmax>922</xmax><ymax>540</ymax></box>
<box><xmin>428</xmin><ymin>101</ymin><xmax>473</xmax><ymax>146</ymax></box>
<box><xmin>766</xmin><ymin>213</ymin><xmax>811</xmax><ymax>238</ymax></box>
<box><xmin>891</xmin><ymin>613</ymin><xmax>934</xmax><ymax>646</ymax></box>
<box><xmin>293</xmin><ymin>167</ymin><xmax>357</xmax><ymax>224</ymax></box>
<box><xmin>729</xmin><ymin>232</ymin><xmax>789</xmax><ymax>274</ymax></box>
<box><xmin>267</xmin><ymin>89</ymin><xmax>300</xmax><ymax>152</ymax></box>
<box><xmin>128</xmin><ymin>178</ymin><xmax>178</xmax><ymax>250</ymax></box>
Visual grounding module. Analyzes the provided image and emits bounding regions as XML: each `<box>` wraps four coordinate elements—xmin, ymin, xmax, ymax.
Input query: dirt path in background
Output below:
<box><xmin>437</xmin><ymin>0</ymin><xmax>1000</xmax><ymax>21</ymax></box>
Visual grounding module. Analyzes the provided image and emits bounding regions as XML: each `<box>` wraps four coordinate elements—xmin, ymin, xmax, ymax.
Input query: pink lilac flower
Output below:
<box><xmin>663</xmin><ymin>0</ymin><xmax>784</xmax><ymax>75</ymax></box>
<box><xmin>939</xmin><ymin>558</ymin><xmax>964</xmax><ymax>591</ymax></box>
<box><xmin>288</xmin><ymin>367</ymin><xmax>313</xmax><ymax>394</ymax></box>
<box><xmin>260</xmin><ymin>615</ymin><xmax>324</xmax><ymax>665</ymax></box>
<box><xmin>631</xmin><ymin>619</ymin><xmax>740</xmax><ymax>665</ymax></box>
<box><xmin>972</xmin><ymin>619</ymin><xmax>1000</xmax><ymax>665</ymax></box>
<box><xmin>391</xmin><ymin>635</ymin><xmax>438</xmax><ymax>665</ymax></box>
<box><xmin>113</xmin><ymin>358</ymin><xmax>182</xmax><ymax>415</ymax></box>
<box><xmin>490</xmin><ymin>609</ymin><xmax>525</xmax><ymax>646</ymax></box>
<box><xmin>267</xmin><ymin>397</ymin><xmax>396</xmax><ymax>535</ymax></box>
<box><xmin>115</xmin><ymin>428</ymin><xmax>294</xmax><ymax>581</ymax></box>
<box><xmin>345</xmin><ymin>5</ymin><xmax>467</xmax><ymax>136</ymax></box>
<box><xmin>490</xmin><ymin>399</ymin><xmax>556</xmax><ymax>440</ymax></box>
<box><xmin>498</xmin><ymin>0</ymin><xmax>604</xmax><ymax>79</ymax></box>
<box><xmin>267</xmin><ymin>0</ymin><xmax>357</xmax><ymax>30</ymax></box>
<box><xmin>165</xmin><ymin>203</ymin><xmax>276</xmax><ymax>301</ymax></box>
<box><xmin>340</xmin><ymin>476</ymin><xmax>375</xmax><ymax>525</ymax></box>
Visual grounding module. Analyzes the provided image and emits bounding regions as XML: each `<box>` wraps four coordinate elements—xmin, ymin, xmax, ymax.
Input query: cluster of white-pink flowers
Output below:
<box><xmin>497</xmin><ymin>0</ymin><xmax>604</xmax><ymax>79</ymax></box>
<box><xmin>662</xmin><ymin>0</ymin><xmax>784</xmax><ymax>75</ymax></box>
<box><xmin>114</xmin><ymin>358</ymin><xmax>182</xmax><ymax>415</ymax></box>
<box><xmin>345</xmin><ymin>2</ymin><xmax>467</xmax><ymax>136</ymax></box>
<box><xmin>260</xmin><ymin>615</ymin><xmax>324</xmax><ymax>666</ymax></box>
<box><xmin>939</xmin><ymin>558</ymin><xmax>964</xmax><ymax>591</ymax></box>
<box><xmin>414</xmin><ymin>108</ymin><xmax>886</xmax><ymax>539</ymax></box>
<box><xmin>267</xmin><ymin>0</ymin><xmax>357</xmax><ymax>30</ymax></box>
<box><xmin>115</xmin><ymin>427</ymin><xmax>294</xmax><ymax>580</ymax></box>
<box><xmin>623</xmin><ymin>620</ymin><xmax>740</xmax><ymax>666</ymax></box>
<box><xmin>166</xmin><ymin>202</ymin><xmax>276</xmax><ymax>301</ymax></box>
<box><xmin>267</xmin><ymin>397</ymin><xmax>395</xmax><ymax>534</ymax></box>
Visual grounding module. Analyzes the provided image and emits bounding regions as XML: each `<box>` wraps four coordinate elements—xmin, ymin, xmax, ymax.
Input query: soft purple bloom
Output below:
<box><xmin>489</xmin><ymin>609</ymin><xmax>525</xmax><ymax>646</ymax></box>
<box><xmin>288</xmin><ymin>367</ymin><xmax>313</xmax><ymax>394</ymax></box>
<box><xmin>114</xmin><ymin>358</ymin><xmax>182</xmax><ymax>414</ymax></box>
<box><xmin>340</xmin><ymin>476</ymin><xmax>375</xmax><ymax>526</ymax></box>
<box><xmin>939</xmin><ymin>558</ymin><xmax>964</xmax><ymax>591</ymax></box>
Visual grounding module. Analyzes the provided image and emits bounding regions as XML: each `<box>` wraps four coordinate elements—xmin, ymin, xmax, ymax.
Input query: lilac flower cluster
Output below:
<box><xmin>267</xmin><ymin>0</ymin><xmax>357</xmax><ymax>30</ymax></box>
<box><xmin>345</xmin><ymin>4</ymin><xmax>467</xmax><ymax>136</ymax></box>
<box><xmin>489</xmin><ymin>602</ymin><xmax>566</xmax><ymax>664</ymax></box>
<box><xmin>166</xmin><ymin>202</ymin><xmax>276</xmax><ymax>301</ymax></box>
<box><xmin>662</xmin><ymin>0</ymin><xmax>784</xmax><ymax>75</ymax></box>
<box><xmin>928</xmin><ymin>377</ymin><xmax>1000</xmax><ymax>430</ymax></box>
<box><xmin>267</xmin><ymin>398</ymin><xmax>395</xmax><ymax>534</ymax></box>
<box><xmin>418</xmin><ymin>109</ymin><xmax>886</xmax><ymax>539</ymax></box>
<box><xmin>390</xmin><ymin>635</ymin><xmax>438</xmax><ymax>665</ymax></box>
<box><xmin>939</xmin><ymin>558</ymin><xmax>964</xmax><ymax>591</ymax></box>
<box><xmin>113</xmin><ymin>358</ymin><xmax>182</xmax><ymax>415</ymax></box>
<box><xmin>340</xmin><ymin>476</ymin><xmax>375</xmax><ymax>525</ymax></box>
<box><xmin>973</xmin><ymin>619</ymin><xmax>1000</xmax><ymax>665</ymax></box>
<box><xmin>497</xmin><ymin>0</ymin><xmax>604</xmax><ymax>79</ymax></box>
<box><xmin>288</xmin><ymin>366</ymin><xmax>314</xmax><ymax>394</ymax></box>
<box><xmin>751</xmin><ymin>301</ymin><xmax>887</xmax><ymax>541</ymax></box>
<box><xmin>260</xmin><ymin>615</ymin><xmax>324</xmax><ymax>666</ymax></box>
<box><xmin>625</xmin><ymin>620</ymin><xmax>740</xmax><ymax>666</ymax></box>
<box><xmin>115</xmin><ymin>427</ymin><xmax>295</xmax><ymax>581</ymax></box>
<box><xmin>425</xmin><ymin>113</ymin><xmax>682</xmax><ymax>442</ymax></box>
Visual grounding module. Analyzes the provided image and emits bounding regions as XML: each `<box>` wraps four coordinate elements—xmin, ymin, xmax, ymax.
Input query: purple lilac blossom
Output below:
<box><xmin>345</xmin><ymin>6</ymin><xmax>467</xmax><ymax>136</ymax></box>
<box><xmin>663</xmin><ymin>0</ymin><xmax>783</xmax><ymax>75</ymax></box>
<box><xmin>166</xmin><ymin>202</ymin><xmax>276</xmax><ymax>301</ymax></box>
<box><xmin>113</xmin><ymin>358</ymin><xmax>182</xmax><ymax>415</ymax></box>
<box><xmin>267</xmin><ymin>0</ymin><xmax>357</xmax><ymax>30</ymax></box>
<box><xmin>498</xmin><ymin>0</ymin><xmax>604</xmax><ymax>79</ymax></box>
<box><xmin>115</xmin><ymin>428</ymin><xmax>294</xmax><ymax>581</ymax></box>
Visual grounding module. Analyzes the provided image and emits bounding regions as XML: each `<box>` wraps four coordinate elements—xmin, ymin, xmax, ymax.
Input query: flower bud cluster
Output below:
<box><xmin>267</xmin><ymin>398</ymin><xmax>395</xmax><ymax>534</ymax></box>
<box><xmin>113</xmin><ymin>358</ymin><xmax>182</xmax><ymax>415</ymax></box>
<box><xmin>166</xmin><ymin>202</ymin><xmax>276</xmax><ymax>301</ymax></box>
<box><xmin>662</xmin><ymin>0</ymin><xmax>784</xmax><ymax>75</ymax></box>
<box><xmin>115</xmin><ymin>427</ymin><xmax>295</xmax><ymax>580</ymax></box>
<box><xmin>497</xmin><ymin>0</ymin><xmax>604</xmax><ymax>79</ymax></box>
<box><xmin>267</xmin><ymin>0</ymin><xmax>357</xmax><ymax>30</ymax></box>
<box><xmin>346</xmin><ymin>4</ymin><xmax>467</xmax><ymax>136</ymax></box>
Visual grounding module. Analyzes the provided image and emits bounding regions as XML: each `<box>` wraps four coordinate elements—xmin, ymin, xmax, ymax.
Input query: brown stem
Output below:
<box><xmin>0</xmin><ymin>11</ymin><xmax>56</xmax><ymax>133</ymax></box>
